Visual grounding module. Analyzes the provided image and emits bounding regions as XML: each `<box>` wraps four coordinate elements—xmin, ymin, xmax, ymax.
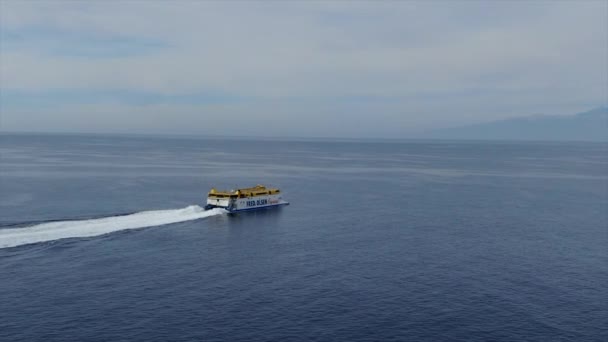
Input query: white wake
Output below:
<box><xmin>0</xmin><ymin>205</ymin><xmax>226</xmax><ymax>249</ymax></box>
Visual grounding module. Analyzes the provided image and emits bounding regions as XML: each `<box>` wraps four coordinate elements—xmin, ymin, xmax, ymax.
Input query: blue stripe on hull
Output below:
<box><xmin>229</xmin><ymin>203</ymin><xmax>289</xmax><ymax>213</ymax></box>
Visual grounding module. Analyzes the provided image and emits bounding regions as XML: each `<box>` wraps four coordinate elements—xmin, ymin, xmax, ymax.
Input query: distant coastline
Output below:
<box><xmin>422</xmin><ymin>107</ymin><xmax>608</xmax><ymax>142</ymax></box>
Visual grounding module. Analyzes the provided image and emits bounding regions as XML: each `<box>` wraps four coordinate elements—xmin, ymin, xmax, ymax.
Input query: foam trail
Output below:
<box><xmin>0</xmin><ymin>205</ymin><xmax>226</xmax><ymax>249</ymax></box>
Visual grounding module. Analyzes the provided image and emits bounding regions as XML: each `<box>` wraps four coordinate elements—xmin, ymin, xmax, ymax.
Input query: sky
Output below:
<box><xmin>1</xmin><ymin>0</ymin><xmax>607</xmax><ymax>138</ymax></box>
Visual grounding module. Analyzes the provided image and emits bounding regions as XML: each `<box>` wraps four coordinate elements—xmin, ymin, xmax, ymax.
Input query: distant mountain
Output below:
<box><xmin>425</xmin><ymin>107</ymin><xmax>608</xmax><ymax>141</ymax></box>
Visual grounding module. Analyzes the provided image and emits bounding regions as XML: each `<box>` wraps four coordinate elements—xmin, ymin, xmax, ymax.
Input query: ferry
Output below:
<box><xmin>204</xmin><ymin>185</ymin><xmax>289</xmax><ymax>213</ymax></box>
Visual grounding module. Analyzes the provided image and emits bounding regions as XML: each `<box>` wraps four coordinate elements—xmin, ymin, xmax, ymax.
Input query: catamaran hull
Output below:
<box><xmin>205</xmin><ymin>201</ymin><xmax>289</xmax><ymax>213</ymax></box>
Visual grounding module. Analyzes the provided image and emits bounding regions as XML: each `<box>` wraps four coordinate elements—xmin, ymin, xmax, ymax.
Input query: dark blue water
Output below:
<box><xmin>1</xmin><ymin>133</ymin><xmax>606</xmax><ymax>341</ymax></box>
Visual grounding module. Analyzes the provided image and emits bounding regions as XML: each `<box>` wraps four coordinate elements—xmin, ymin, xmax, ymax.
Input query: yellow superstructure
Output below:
<box><xmin>208</xmin><ymin>185</ymin><xmax>281</xmax><ymax>199</ymax></box>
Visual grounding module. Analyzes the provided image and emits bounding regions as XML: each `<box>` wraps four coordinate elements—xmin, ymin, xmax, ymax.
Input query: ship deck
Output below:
<box><xmin>208</xmin><ymin>185</ymin><xmax>281</xmax><ymax>198</ymax></box>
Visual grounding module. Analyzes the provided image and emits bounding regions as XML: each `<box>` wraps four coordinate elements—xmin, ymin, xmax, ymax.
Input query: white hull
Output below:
<box><xmin>206</xmin><ymin>193</ymin><xmax>289</xmax><ymax>212</ymax></box>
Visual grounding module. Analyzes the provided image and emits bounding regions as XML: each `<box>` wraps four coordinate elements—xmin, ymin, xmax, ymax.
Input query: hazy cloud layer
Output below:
<box><xmin>1</xmin><ymin>0</ymin><xmax>606</xmax><ymax>137</ymax></box>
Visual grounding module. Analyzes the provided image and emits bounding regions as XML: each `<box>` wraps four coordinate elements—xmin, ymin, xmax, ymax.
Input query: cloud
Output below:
<box><xmin>0</xmin><ymin>0</ymin><xmax>606</xmax><ymax>137</ymax></box>
<box><xmin>2</xmin><ymin>26</ymin><xmax>168</xmax><ymax>58</ymax></box>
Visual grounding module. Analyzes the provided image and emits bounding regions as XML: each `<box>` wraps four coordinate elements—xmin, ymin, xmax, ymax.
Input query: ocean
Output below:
<box><xmin>0</xmin><ymin>133</ymin><xmax>606</xmax><ymax>341</ymax></box>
